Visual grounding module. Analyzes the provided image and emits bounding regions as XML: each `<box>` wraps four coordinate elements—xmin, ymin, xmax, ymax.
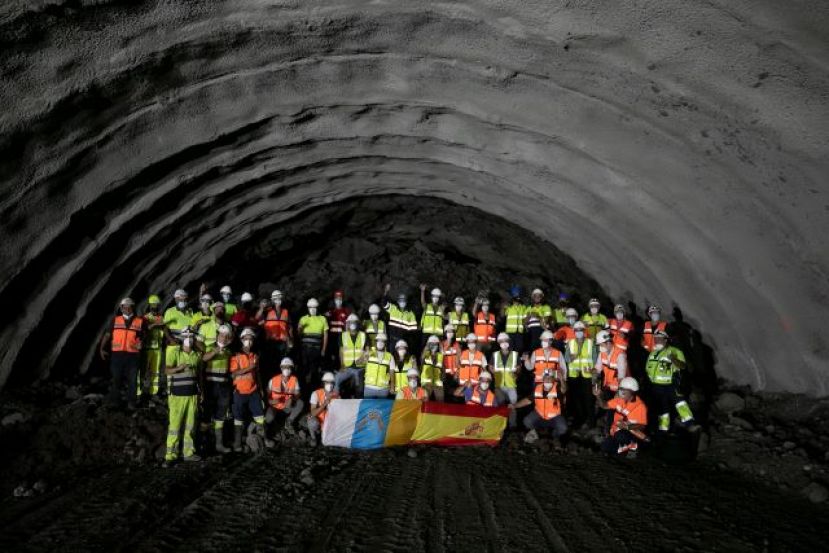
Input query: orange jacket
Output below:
<box><xmin>599</xmin><ymin>348</ymin><xmax>625</xmax><ymax>391</ymax></box>
<box><xmin>473</xmin><ymin>312</ymin><xmax>497</xmax><ymax>343</ymax></box>
<box><xmin>532</xmin><ymin>347</ymin><xmax>562</xmax><ymax>383</ymax></box>
<box><xmin>263</xmin><ymin>307</ymin><xmax>291</xmax><ymax>342</ymax></box>
<box><xmin>442</xmin><ymin>340</ymin><xmax>460</xmax><ymax>375</ymax></box>
<box><xmin>607</xmin><ymin>396</ymin><xmax>648</xmax><ymax>436</ymax></box>
<box><xmin>230</xmin><ymin>352</ymin><xmax>258</xmax><ymax>394</ymax></box>
<box><xmin>268</xmin><ymin>374</ymin><xmax>299</xmax><ymax>409</ymax></box>
<box><xmin>458</xmin><ymin>350</ymin><xmax>485</xmax><ymax>385</ymax></box>
<box><xmin>533</xmin><ymin>383</ymin><xmax>562</xmax><ymax>419</ymax></box>
<box><xmin>609</xmin><ymin>319</ymin><xmax>633</xmax><ymax>350</ymax></box>
<box><xmin>111</xmin><ymin>315</ymin><xmax>143</xmax><ymax>354</ymax></box>
<box><xmin>641</xmin><ymin>321</ymin><xmax>667</xmax><ymax>352</ymax></box>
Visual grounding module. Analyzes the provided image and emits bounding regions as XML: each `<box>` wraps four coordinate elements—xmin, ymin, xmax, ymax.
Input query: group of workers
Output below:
<box><xmin>100</xmin><ymin>283</ymin><xmax>698</xmax><ymax>466</ymax></box>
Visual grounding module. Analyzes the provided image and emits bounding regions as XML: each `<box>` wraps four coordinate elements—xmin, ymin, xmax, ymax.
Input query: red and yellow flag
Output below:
<box><xmin>410</xmin><ymin>402</ymin><xmax>508</xmax><ymax>446</ymax></box>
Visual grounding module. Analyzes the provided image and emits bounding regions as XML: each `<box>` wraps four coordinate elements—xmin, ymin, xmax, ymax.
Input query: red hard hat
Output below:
<box><xmin>333</xmin><ymin>289</ymin><xmax>344</xmax><ymax>298</ymax></box>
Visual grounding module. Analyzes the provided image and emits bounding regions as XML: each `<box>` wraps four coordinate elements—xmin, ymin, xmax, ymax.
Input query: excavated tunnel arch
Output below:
<box><xmin>0</xmin><ymin>1</ymin><xmax>827</xmax><ymax>394</ymax></box>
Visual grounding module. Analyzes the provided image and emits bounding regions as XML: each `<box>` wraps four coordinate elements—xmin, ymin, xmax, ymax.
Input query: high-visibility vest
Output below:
<box><xmin>393</xmin><ymin>355</ymin><xmax>416</xmax><ymax>389</ymax></box>
<box><xmin>458</xmin><ymin>350</ymin><xmax>485</xmax><ymax>385</ymax></box>
<box><xmin>401</xmin><ymin>386</ymin><xmax>428</xmax><ymax>400</ymax></box>
<box><xmin>327</xmin><ymin>308</ymin><xmax>350</xmax><ymax>334</ymax></box>
<box><xmin>474</xmin><ymin>312</ymin><xmax>497</xmax><ymax>343</ymax></box>
<box><xmin>313</xmin><ymin>388</ymin><xmax>330</xmax><ymax>423</ymax></box>
<box><xmin>341</xmin><ymin>332</ymin><xmax>367</xmax><ymax>367</ymax></box>
<box><xmin>166</xmin><ymin>347</ymin><xmax>200</xmax><ymax>396</ymax></box>
<box><xmin>299</xmin><ymin>315</ymin><xmax>327</xmax><ymax>338</ymax></box>
<box><xmin>269</xmin><ymin>374</ymin><xmax>299</xmax><ymax>410</ymax></box>
<box><xmin>163</xmin><ymin>307</ymin><xmax>193</xmax><ymax>332</ymax></box>
<box><xmin>142</xmin><ymin>313</ymin><xmax>164</xmax><ymax>350</ymax></box>
<box><xmin>111</xmin><ymin>315</ymin><xmax>143</xmax><ymax>353</ymax></box>
<box><xmin>420</xmin><ymin>352</ymin><xmax>444</xmax><ymax>387</ymax></box>
<box><xmin>608</xmin><ymin>396</ymin><xmax>648</xmax><ymax>436</ymax></box>
<box><xmin>599</xmin><ymin>347</ymin><xmax>625</xmax><ymax>391</ymax></box>
<box><xmin>468</xmin><ymin>387</ymin><xmax>496</xmax><ymax>407</ymax></box>
<box><xmin>387</xmin><ymin>305</ymin><xmax>418</xmax><ymax>333</ymax></box>
<box><xmin>492</xmin><ymin>350</ymin><xmax>519</xmax><ymax>388</ymax></box>
<box><xmin>641</xmin><ymin>321</ymin><xmax>668</xmax><ymax>352</ymax></box>
<box><xmin>447</xmin><ymin>311</ymin><xmax>470</xmax><ymax>337</ymax></box>
<box><xmin>553</xmin><ymin>307</ymin><xmax>568</xmax><ymax>326</ymax></box>
<box><xmin>581</xmin><ymin>314</ymin><xmax>608</xmax><ymax>340</ymax></box>
<box><xmin>534</xmin><ymin>383</ymin><xmax>562</xmax><ymax>419</ymax></box>
<box><xmin>554</xmin><ymin>326</ymin><xmax>576</xmax><ymax>343</ymax></box>
<box><xmin>364</xmin><ymin>350</ymin><xmax>393</xmax><ymax>388</ymax></box>
<box><xmin>567</xmin><ymin>338</ymin><xmax>595</xmax><ymax>379</ymax></box>
<box><xmin>442</xmin><ymin>340</ymin><xmax>460</xmax><ymax>375</ymax></box>
<box><xmin>505</xmin><ymin>304</ymin><xmax>527</xmax><ymax>333</ymax></box>
<box><xmin>532</xmin><ymin>348</ymin><xmax>561</xmax><ymax>383</ymax></box>
<box><xmin>645</xmin><ymin>346</ymin><xmax>684</xmax><ymax>385</ymax></box>
<box><xmin>230</xmin><ymin>352</ymin><xmax>258</xmax><ymax>394</ymax></box>
<box><xmin>526</xmin><ymin>304</ymin><xmax>552</xmax><ymax>329</ymax></box>
<box><xmin>263</xmin><ymin>307</ymin><xmax>290</xmax><ymax>341</ymax></box>
<box><xmin>420</xmin><ymin>304</ymin><xmax>445</xmax><ymax>335</ymax></box>
<box><xmin>609</xmin><ymin>319</ymin><xmax>633</xmax><ymax>350</ymax></box>
<box><xmin>363</xmin><ymin>319</ymin><xmax>386</xmax><ymax>347</ymax></box>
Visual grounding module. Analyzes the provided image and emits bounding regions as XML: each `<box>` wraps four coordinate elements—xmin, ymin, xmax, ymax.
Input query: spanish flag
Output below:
<box><xmin>409</xmin><ymin>402</ymin><xmax>509</xmax><ymax>446</ymax></box>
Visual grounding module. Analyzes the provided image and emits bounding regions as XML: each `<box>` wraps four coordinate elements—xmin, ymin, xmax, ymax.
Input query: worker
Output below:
<box><xmin>100</xmin><ymin>297</ymin><xmax>144</xmax><ymax>410</ymax></box>
<box><xmin>141</xmin><ymin>295</ymin><xmax>166</xmax><ymax>397</ymax></box>
<box><xmin>191</xmin><ymin>294</ymin><xmax>213</xmax><ymax>328</ymax></box>
<box><xmin>458</xmin><ymin>333</ymin><xmax>487</xmax><ymax>389</ymax></box>
<box><xmin>641</xmin><ymin>305</ymin><xmax>668</xmax><ymax>353</ymax></box>
<box><xmin>472</xmin><ymin>297</ymin><xmax>497</xmax><ymax>354</ymax></box>
<box><xmin>219</xmin><ymin>285</ymin><xmax>237</xmax><ymax>318</ymax></box>
<box><xmin>645</xmin><ymin>330</ymin><xmax>696</xmax><ymax>432</ymax></box>
<box><xmin>363</xmin><ymin>333</ymin><xmax>396</xmax><ymax>398</ymax></box>
<box><xmin>163</xmin><ymin>289</ymin><xmax>193</xmax><ymax>343</ymax></box>
<box><xmin>335</xmin><ymin>314</ymin><xmax>367</xmax><ymax>398</ymax></box>
<box><xmin>420</xmin><ymin>335</ymin><xmax>445</xmax><ymax>401</ymax></box>
<box><xmin>230</xmin><ymin>292</ymin><xmax>258</xmax><ymax>330</ymax></box>
<box><xmin>325</xmin><ymin>290</ymin><xmax>351</xmax><ymax>371</ymax></box>
<box><xmin>503</xmin><ymin>285</ymin><xmax>527</xmax><ymax>353</ymax></box>
<box><xmin>258</xmin><ymin>290</ymin><xmax>293</xmax><ymax>385</ymax></box>
<box><xmin>420</xmin><ymin>284</ymin><xmax>446</xmax><ymax>349</ymax></box>
<box><xmin>447</xmin><ymin>297</ymin><xmax>471</xmax><ymax>339</ymax></box>
<box><xmin>229</xmin><ymin>328</ymin><xmax>266</xmax><ymax>452</ymax></box>
<box><xmin>453</xmin><ymin>370</ymin><xmax>498</xmax><ymax>406</ymax></box>
<box><xmin>594</xmin><ymin>330</ymin><xmax>627</xmax><ymax>434</ymax></box>
<box><xmin>525</xmin><ymin>289</ymin><xmax>553</xmax><ymax>351</ymax></box>
<box><xmin>608</xmin><ymin>304</ymin><xmax>634</xmax><ymax>351</ymax></box>
<box><xmin>266</xmin><ymin>358</ymin><xmax>304</xmax><ymax>436</ymax></box>
<box><xmin>199</xmin><ymin>323</ymin><xmax>233</xmax><ymax>454</ymax></box>
<box><xmin>390</xmin><ymin>340</ymin><xmax>418</xmax><ymax>395</ymax></box>
<box><xmin>553</xmin><ymin>308</ymin><xmax>579</xmax><ymax>347</ymax></box>
<box><xmin>553</xmin><ymin>292</ymin><xmax>570</xmax><ymax>328</ymax></box>
<box><xmin>363</xmin><ymin>304</ymin><xmax>386</xmax><ymax>349</ymax></box>
<box><xmin>581</xmin><ymin>298</ymin><xmax>609</xmax><ymax>340</ymax></box>
<box><xmin>397</xmin><ymin>368</ymin><xmax>429</xmax><ymax>401</ymax></box>
<box><xmin>527</xmin><ymin>330</ymin><xmax>566</xmax><ymax>385</ymax></box>
<box><xmin>594</xmin><ymin>377</ymin><xmax>648</xmax><ymax>458</ymax></box>
<box><xmin>513</xmin><ymin>372</ymin><xmax>567</xmax><ymax>444</ymax></box>
<box><xmin>492</xmin><ymin>332</ymin><xmax>521</xmax><ymax>426</ymax></box>
<box><xmin>382</xmin><ymin>284</ymin><xmax>418</xmax><ymax>349</ymax></box>
<box><xmin>306</xmin><ymin>372</ymin><xmax>338</xmax><ymax>445</ymax></box>
<box><xmin>163</xmin><ymin>327</ymin><xmax>201</xmax><ymax>466</ymax></box>
<box><xmin>297</xmin><ymin>298</ymin><xmax>328</xmax><ymax>391</ymax></box>
<box><xmin>441</xmin><ymin>324</ymin><xmax>461</xmax><ymax>396</ymax></box>
<box><xmin>565</xmin><ymin>321</ymin><xmax>597</xmax><ymax>429</ymax></box>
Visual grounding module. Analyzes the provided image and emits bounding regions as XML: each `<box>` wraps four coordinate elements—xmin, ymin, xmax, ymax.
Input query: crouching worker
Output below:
<box><xmin>230</xmin><ymin>328</ymin><xmax>265</xmax><ymax>452</ymax></box>
<box><xmin>594</xmin><ymin>377</ymin><xmax>648</xmax><ymax>458</ymax></box>
<box><xmin>512</xmin><ymin>372</ymin><xmax>568</xmax><ymax>445</ymax></box>
<box><xmin>306</xmin><ymin>372</ymin><xmax>338</xmax><ymax>445</ymax></box>
<box><xmin>396</xmin><ymin>368</ymin><xmax>429</xmax><ymax>401</ymax></box>
<box><xmin>266</xmin><ymin>358</ymin><xmax>304</xmax><ymax>437</ymax></box>
<box><xmin>163</xmin><ymin>328</ymin><xmax>201</xmax><ymax>466</ymax></box>
<box><xmin>454</xmin><ymin>370</ymin><xmax>498</xmax><ymax>406</ymax></box>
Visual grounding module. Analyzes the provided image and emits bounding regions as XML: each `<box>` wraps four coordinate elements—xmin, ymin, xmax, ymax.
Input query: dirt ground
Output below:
<box><xmin>1</xmin><ymin>381</ymin><xmax>829</xmax><ymax>552</ymax></box>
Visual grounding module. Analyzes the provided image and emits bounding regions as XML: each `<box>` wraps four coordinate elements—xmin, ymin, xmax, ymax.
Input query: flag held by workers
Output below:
<box><xmin>322</xmin><ymin>399</ymin><xmax>421</xmax><ymax>449</ymax></box>
<box><xmin>410</xmin><ymin>402</ymin><xmax>509</xmax><ymax>447</ymax></box>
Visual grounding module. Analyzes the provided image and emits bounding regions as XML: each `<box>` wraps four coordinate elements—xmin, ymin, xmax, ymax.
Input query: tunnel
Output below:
<box><xmin>1</xmin><ymin>0</ymin><xmax>827</xmax><ymax>396</ymax></box>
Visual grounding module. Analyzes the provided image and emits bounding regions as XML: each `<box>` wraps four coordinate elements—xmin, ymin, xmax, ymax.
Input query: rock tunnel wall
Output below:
<box><xmin>0</xmin><ymin>1</ymin><xmax>827</xmax><ymax>393</ymax></box>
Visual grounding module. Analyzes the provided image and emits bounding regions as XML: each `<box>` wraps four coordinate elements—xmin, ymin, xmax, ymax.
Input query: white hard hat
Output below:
<box><xmin>565</xmin><ymin>308</ymin><xmax>578</xmax><ymax>317</ymax></box>
<box><xmin>119</xmin><ymin>297</ymin><xmax>135</xmax><ymax>306</ymax></box>
<box><xmin>453</xmin><ymin>297</ymin><xmax>465</xmax><ymax>306</ymax></box>
<box><xmin>368</xmin><ymin>304</ymin><xmax>381</xmax><ymax>315</ymax></box>
<box><xmin>280</xmin><ymin>357</ymin><xmax>294</xmax><ymax>368</ymax></box>
<box><xmin>220</xmin><ymin>286</ymin><xmax>232</xmax><ymax>294</ymax></box>
<box><xmin>395</xmin><ymin>340</ymin><xmax>408</xmax><ymax>350</ymax></box>
<box><xmin>431</xmin><ymin>288</ymin><xmax>442</xmax><ymax>297</ymax></box>
<box><xmin>444</xmin><ymin>324</ymin><xmax>455</xmax><ymax>332</ymax></box>
<box><xmin>307</xmin><ymin>298</ymin><xmax>319</xmax><ymax>308</ymax></box>
<box><xmin>406</xmin><ymin>368</ymin><xmax>420</xmax><ymax>378</ymax></box>
<box><xmin>465</xmin><ymin>333</ymin><xmax>478</xmax><ymax>343</ymax></box>
<box><xmin>346</xmin><ymin>314</ymin><xmax>360</xmax><ymax>323</ymax></box>
<box><xmin>619</xmin><ymin>377</ymin><xmax>639</xmax><ymax>392</ymax></box>
<box><xmin>573</xmin><ymin>321</ymin><xmax>586</xmax><ymax>331</ymax></box>
<box><xmin>174</xmin><ymin>289</ymin><xmax>187</xmax><ymax>298</ymax></box>
<box><xmin>614</xmin><ymin>304</ymin><xmax>625</xmax><ymax>313</ymax></box>
<box><xmin>648</xmin><ymin>305</ymin><xmax>662</xmax><ymax>314</ymax></box>
<box><xmin>541</xmin><ymin>330</ymin><xmax>554</xmax><ymax>340</ymax></box>
<box><xmin>241</xmin><ymin>292</ymin><xmax>254</xmax><ymax>303</ymax></box>
<box><xmin>271</xmin><ymin>290</ymin><xmax>283</xmax><ymax>299</ymax></box>
<box><xmin>375</xmin><ymin>333</ymin><xmax>388</xmax><ymax>342</ymax></box>
<box><xmin>596</xmin><ymin>330</ymin><xmax>612</xmax><ymax>345</ymax></box>
<box><xmin>427</xmin><ymin>335</ymin><xmax>441</xmax><ymax>345</ymax></box>
<box><xmin>589</xmin><ymin>298</ymin><xmax>600</xmax><ymax>306</ymax></box>
<box><xmin>480</xmin><ymin>298</ymin><xmax>490</xmax><ymax>305</ymax></box>
<box><xmin>531</xmin><ymin>288</ymin><xmax>543</xmax><ymax>296</ymax></box>
<box><xmin>240</xmin><ymin>328</ymin><xmax>256</xmax><ymax>339</ymax></box>
<box><xmin>200</xmin><ymin>294</ymin><xmax>212</xmax><ymax>303</ymax></box>
<box><xmin>218</xmin><ymin>324</ymin><xmax>233</xmax><ymax>334</ymax></box>
<box><xmin>479</xmin><ymin>371</ymin><xmax>493</xmax><ymax>381</ymax></box>
<box><xmin>497</xmin><ymin>332</ymin><xmax>510</xmax><ymax>343</ymax></box>
<box><xmin>322</xmin><ymin>372</ymin><xmax>336</xmax><ymax>383</ymax></box>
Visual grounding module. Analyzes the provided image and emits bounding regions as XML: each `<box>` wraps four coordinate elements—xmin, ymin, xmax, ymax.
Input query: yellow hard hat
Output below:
<box><xmin>147</xmin><ymin>295</ymin><xmax>161</xmax><ymax>305</ymax></box>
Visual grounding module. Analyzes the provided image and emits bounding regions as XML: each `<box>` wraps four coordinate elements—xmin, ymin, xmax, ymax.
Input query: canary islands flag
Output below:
<box><xmin>322</xmin><ymin>399</ymin><xmax>421</xmax><ymax>449</ymax></box>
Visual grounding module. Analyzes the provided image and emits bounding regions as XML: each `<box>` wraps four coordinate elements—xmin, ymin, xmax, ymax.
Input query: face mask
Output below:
<box><xmin>575</xmin><ymin>331</ymin><xmax>585</xmax><ymax>340</ymax></box>
<box><xmin>446</xmin><ymin>333</ymin><xmax>454</xmax><ymax>341</ymax></box>
<box><xmin>182</xmin><ymin>338</ymin><xmax>193</xmax><ymax>349</ymax></box>
<box><xmin>281</xmin><ymin>369</ymin><xmax>291</xmax><ymax>378</ymax></box>
<box><xmin>221</xmin><ymin>294</ymin><xmax>231</xmax><ymax>302</ymax></box>
<box><xmin>334</xmin><ymin>299</ymin><xmax>343</xmax><ymax>308</ymax></box>
<box><xmin>409</xmin><ymin>379</ymin><xmax>418</xmax><ymax>389</ymax></box>
<box><xmin>654</xmin><ymin>343</ymin><xmax>666</xmax><ymax>351</ymax></box>
<box><xmin>242</xmin><ymin>339</ymin><xmax>253</xmax><ymax>349</ymax></box>
<box><xmin>177</xmin><ymin>301</ymin><xmax>187</xmax><ymax>310</ymax></box>
<box><xmin>500</xmin><ymin>342</ymin><xmax>509</xmax><ymax>351</ymax></box>
<box><xmin>479</xmin><ymin>382</ymin><xmax>490</xmax><ymax>391</ymax></box>
<box><xmin>309</xmin><ymin>308</ymin><xmax>318</xmax><ymax>316</ymax></box>
<box><xmin>541</xmin><ymin>340</ymin><xmax>550</xmax><ymax>349</ymax></box>
<box><xmin>376</xmin><ymin>342</ymin><xmax>386</xmax><ymax>351</ymax></box>
<box><xmin>468</xmin><ymin>343</ymin><xmax>477</xmax><ymax>351</ymax></box>
<box><xmin>273</xmin><ymin>298</ymin><xmax>282</xmax><ymax>305</ymax></box>
<box><xmin>370</xmin><ymin>314</ymin><xmax>378</xmax><ymax>321</ymax></box>
<box><xmin>429</xmin><ymin>344</ymin><xmax>438</xmax><ymax>351</ymax></box>
<box><xmin>482</xmin><ymin>305</ymin><xmax>489</xmax><ymax>313</ymax></box>
<box><xmin>590</xmin><ymin>307</ymin><xmax>599</xmax><ymax>315</ymax></box>
<box><xmin>324</xmin><ymin>383</ymin><xmax>334</xmax><ymax>392</ymax></box>
<box><xmin>615</xmin><ymin>312</ymin><xmax>624</xmax><ymax>321</ymax></box>
<box><xmin>650</xmin><ymin>314</ymin><xmax>660</xmax><ymax>323</ymax></box>
<box><xmin>348</xmin><ymin>323</ymin><xmax>358</xmax><ymax>331</ymax></box>
<box><xmin>431</xmin><ymin>296</ymin><xmax>440</xmax><ymax>304</ymax></box>
<box><xmin>543</xmin><ymin>382</ymin><xmax>553</xmax><ymax>391</ymax></box>
<box><xmin>567</xmin><ymin>317</ymin><xmax>576</xmax><ymax>325</ymax></box>
<box><xmin>455</xmin><ymin>306</ymin><xmax>463</xmax><ymax>313</ymax></box>
<box><xmin>398</xmin><ymin>301</ymin><xmax>407</xmax><ymax>309</ymax></box>
<box><xmin>397</xmin><ymin>349</ymin><xmax>406</xmax><ymax>357</ymax></box>
<box><xmin>121</xmin><ymin>310</ymin><xmax>132</xmax><ymax>318</ymax></box>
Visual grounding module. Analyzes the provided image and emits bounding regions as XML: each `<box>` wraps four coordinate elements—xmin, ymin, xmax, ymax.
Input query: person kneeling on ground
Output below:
<box><xmin>306</xmin><ymin>372</ymin><xmax>338</xmax><ymax>446</ymax></box>
<box><xmin>594</xmin><ymin>377</ymin><xmax>648</xmax><ymax>458</ymax></box>
<box><xmin>454</xmin><ymin>370</ymin><xmax>498</xmax><ymax>406</ymax></box>
<box><xmin>512</xmin><ymin>372</ymin><xmax>568</xmax><ymax>445</ymax></box>
<box><xmin>396</xmin><ymin>368</ymin><xmax>429</xmax><ymax>400</ymax></box>
<box><xmin>266</xmin><ymin>357</ymin><xmax>304</xmax><ymax>441</ymax></box>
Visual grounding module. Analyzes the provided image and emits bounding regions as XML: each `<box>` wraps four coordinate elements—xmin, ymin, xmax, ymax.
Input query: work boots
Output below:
<box><xmin>214</xmin><ymin>427</ymin><xmax>230</xmax><ymax>454</ymax></box>
<box><xmin>233</xmin><ymin>425</ymin><xmax>244</xmax><ymax>452</ymax></box>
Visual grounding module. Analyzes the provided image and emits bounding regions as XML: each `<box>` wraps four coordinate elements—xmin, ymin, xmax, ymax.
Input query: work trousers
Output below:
<box><xmin>601</xmin><ymin>429</ymin><xmax>639</xmax><ymax>456</ymax></box>
<box><xmin>232</xmin><ymin>391</ymin><xmax>265</xmax><ymax>426</ymax></box>
<box><xmin>166</xmin><ymin>394</ymin><xmax>197</xmax><ymax>461</ymax></box>
<box><xmin>301</xmin><ymin>342</ymin><xmax>324</xmax><ymax>392</ymax></box>
<box><xmin>204</xmin><ymin>381</ymin><xmax>231</xmax><ymax>429</ymax></box>
<box><xmin>567</xmin><ymin>377</ymin><xmax>595</xmax><ymax>428</ymax></box>
<box><xmin>109</xmin><ymin>352</ymin><xmax>139</xmax><ymax>407</ymax></box>
<box><xmin>266</xmin><ymin>400</ymin><xmax>305</xmax><ymax>427</ymax></box>
<box><xmin>142</xmin><ymin>348</ymin><xmax>164</xmax><ymax>395</ymax></box>
<box><xmin>523</xmin><ymin>411</ymin><xmax>568</xmax><ymax>437</ymax></box>
<box><xmin>649</xmin><ymin>384</ymin><xmax>695</xmax><ymax>431</ymax></box>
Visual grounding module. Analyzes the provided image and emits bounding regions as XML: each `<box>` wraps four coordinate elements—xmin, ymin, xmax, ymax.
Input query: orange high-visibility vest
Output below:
<box><xmin>641</xmin><ymin>321</ymin><xmax>667</xmax><ymax>352</ymax></box>
<box><xmin>263</xmin><ymin>307</ymin><xmax>290</xmax><ymax>342</ymax></box>
<box><xmin>468</xmin><ymin>387</ymin><xmax>496</xmax><ymax>407</ymax></box>
<box><xmin>607</xmin><ymin>396</ymin><xmax>648</xmax><ymax>436</ymax></box>
<box><xmin>599</xmin><ymin>348</ymin><xmax>625</xmax><ymax>391</ymax></box>
<box><xmin>609</xmin><ymin>319</ymin><xmax>633</xmax><ymax>350</ymax></box>
<box><xmin>230</xmin><ymin>352</ymin><xmax>258</xmax><ymax>394</ymax></box>
<box><xmin>532</xmin><ymin>348</ymin><xmax>561</xmax><ymax>383</ymax></box>
<box><xmin>442</xmin><ymin>340</ymin><xmax>460</xmax><ymax>375</ymax></box>
<box><xmin>458</xmin><ymin>350</ymin><xmax>485</xmax><ymax>385</ymax></box>
<box><xmin>313</xmin><ymin>388</ymin><xmax>330</xmax><ymax>423</ymax></box>
<box><xmin>268</xmin><ymin>374</ymin><xmax>299</xmax><ymax>409</ymax></box>
<box><xmin>473</xmin><ymin>312</ymin><xmax>497</xmax><ymax>343</ymax></box>
<box><xmin>111</xmin><ymin>315</ymin><xmax>143</xmax><ymax>353</ymax></box>
<box><xmin>401</xmin><ymin>386</ymin><xmax>428</xmax><ymax>400</ymax></box>
<box><xmin>534</xmin><ymin>383</ymin><xmax>562</xmax><ymax>419</ymax></box>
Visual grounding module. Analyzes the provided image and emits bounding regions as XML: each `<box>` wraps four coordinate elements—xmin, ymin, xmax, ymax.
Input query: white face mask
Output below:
<box><xmin>308</xmin><ymin>308</ymin><xmax>318</xmax><ymax>316</ymax></box>
<box><xmin>177</xmin><ymin>301</ymin><xmax>187</xmax><ymax>310</ymax></box>
<box><xmin>398</xmin><ymin>301</ymin><xmax>407</xmax><ymax>309</ymax></box>
<box><xmin>281</xmin><ymin>369</ymin><xmax>291</xmax><ymax>378</ymax></box>
<box><xmin>121</xmin><ymin>309</ymin><xmax>133</xmax><ymax>318</ymax></box>
<box><xmin>348</xmin><ymin>323</ymin><xmax>359</xmax><ymax>331</ymax></box>
<box><xmin>500</xmin><ymin>342</ymin><xmax>509</xmax><ymax>351</ymax></box>
<box><xmin>370</xmin><ymin>314</ymin><xmax>378</xmax><ymax>321</ymax></box>
<box><xmin>221</xmin><ymin>293</ymin><xmax>231</xmax><ymax>302</ymax></box>
<box><xmin>654</xmin><ymin>343</ymin><xmax>666</xmax><ymax>351</ymax></box>
<box><xmin>408</xmin><ymin>379</ymin><xmax>418</xmax><ymax>389</ymax></box>
<box><xmin>567</xmin><ymin>317</ymin><xmax>576</xmax><ymax>325</ymax></box>
<box><xmin>479</xmin><ymin>382</ymin><xmax>490</xmax><ymax>391</ymax></box>
<box><xmin>468</xmin><ymin>343</ymin><xmax>477</xmax><ymax>351</ymax></box>
<box><xmin>650</xmin><ymin>314</ymin><xmax>660</xmax><ymax>323</ymax></box>
<box><xmin>182</xmin><ymin>338</ymin><xmax>193</xmax><ymax>349</ymax></box>
<box><xmin>590</xmin><ymin>307</ymin><xmax>599</xmax><ymax>315</ymax></box>
<box><xmin>431</xmin><ymin>296</ymin><xmax>440</xmax><ymax>304</ymax></box>
<box><xmin>429</xmin><ymin>344</ymin><xmax>439</xmax><ymax>351</ymax></box>
<box><xmin>575</xmin><ymin>331</ymin><xmax>585</xmax><ymax>340</ymax></box>
<box><xmin>242</xmin><ymin>339</ymin><xmax>253</xmax><ymax>349</ymax></box>
<box><xmin>324</xmin><ymin>383</ymin><xmax>334</xmax><ymax>392</ymax></box>
<box><xmin>446</xmin><ymin>333</ymin><xmax>454</xmax><ymax>341</ymax></box>
<box><xmin>541</xmin><ymin>340</ymin><xmax>550</xmax><ymax>349</ymax></box>
<box><xmin>482</xmin><ymin>305</ymin><xmax>489</xmax><ymax>313</ymax></box>
<box><xmin>615</xmin><ymin>312</ymin><xmax>624</xmax><ymax>321</ymax></box>
<box><xmin>273</xmin><ymin>297</ymin><xmax>282</xmax><ymax>305</ymax></box>
<box><xmin>455</xmin><ymin>305</ymin><xmax>463</xmax><ymax>313</ymax></box>
<box><xmin>543</xmin><ymin>381</ymin><xmax>553</xmax><ymax>391</ymax></box>
<box><xmin>376</xmin><ymin>341</ymin><xmax>386</xmax><ymax>351</ymax></box>
<box><xmin>397</xmin><ymin>348</ymin><xmax>406</xmax><ymax>357</ymax></box>
<box><xmin>334</xmin><ymin>299</ymin><xmax>343</xmax><ymax>308</ymax></box>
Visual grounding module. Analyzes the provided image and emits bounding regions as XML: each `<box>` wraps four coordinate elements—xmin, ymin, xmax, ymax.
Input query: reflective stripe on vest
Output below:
<box><xmin>111</xmin><ymin>315</ymin><xmax>142</xmax><ymax>353</ymax></box>
<box><xmin>448</xmin><ymin>312</ymin><xmax>470</xmax><ymax>334</ymax></box>
<box><xmin>641</xmin><ymin>321</ymin><xmax>667</xmax><ymax>351</ymax></box>
<box><xmin>269</xmin><ymin>375</ymin><xmax>299</xmax><ymax>408</ymax></box>
<box><xmin>442</xmin><ymin>341</ymin><xmax>459</xmax><ymax>375</ymax></box>
<box><xmin>263</xmin><ymin>308</ymin><xmax>290</xmax><ymax>341</ymax></box>
<box><xmin>393</xmin><ymin>356</ymin><xmax>416</xmax><ymax>389</ymax></box>
<box><xmin>388</xmin><ymin>306</ymin><xmax>418</xmax><ymax>331</ymax></box>
<box><xmin>493</xmin><ymin>351</ymin><xmax>519</xmax><ymax>388</ymax></box>
<box><xmin>365</xmin><ymin>351</ymin><xmax>393</xmax><ymax>388</ymax></box>
<box><xmin>534</xmin><ymin>383</ymin><xmax>562</xmax><ymax>419</ymax></box>
<box><xmin>533</xmin><ymin>348</ymin><xmax>561</xmax><ymax>382</ymax></box>
<box><xmin>314</xmin><ymin>389</ymin><xmax>328</xmax><ymax>423</ymax></box>
<box><xmin>646</xmin><ymin>350</ymin><xmax>676</xmax><ymax>385</ymax></box>
<box><xmin>474</xmin><ymin>312</ymin><xmax>497</xmax><ymax>343</ymax></box>
<box><xmin>421</xmin><ymin>352</ymin><xmax>444</xmax><ymax>386</ymax></box>
<box><xmin>600</xmin><ymin>348</ymin><xmax>624</xmax><ymax>391</ymax></box>
<box><xmin>505</xmin><ymin>305</ymin><xmax>526</xmax><ymax>333</ymax></box>
<box><xmin>469</xmin><ymin>387</ymin><xmax>496</xmax><ymax>407</ymax></box>
<box><xmin>402</xmin><ymin>387</ymin><xmax>428</xmax><ymax>400</ymax></box>
<box><xmin>567</xmin><ymin>338</ymin><xmax>594</xmax><ymax>379</ymax></box>
<box><xmin>609</xmin><ymin>319</ymin><xmax>632</xmax><ymax>350</ymax></box>
<box><xmin>421</xmin><ymin>304</ymin><xmax>444</xmax><ymax>335</ymax></box>
<box><xmin>458</xmin><ymin>350</ymin><xmax>484</xmax><ymax>385</ymax></box>
<box><xmin>341</xmin><ymin>332</ymin><xmax>367</xmax><ymax>366</ymax></box>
